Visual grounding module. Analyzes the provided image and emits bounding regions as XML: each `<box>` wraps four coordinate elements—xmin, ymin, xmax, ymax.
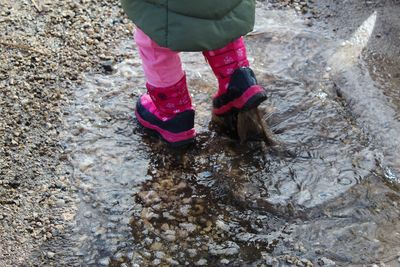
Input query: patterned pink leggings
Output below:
<box><xmin>135</xmin><ymin>28</ymin><xmax>249</xmax><ymax>93</ymax></box>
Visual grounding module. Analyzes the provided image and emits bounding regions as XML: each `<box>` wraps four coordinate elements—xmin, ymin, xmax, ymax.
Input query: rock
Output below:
<box><xmin>301</xmin><ymin>258</ymin><xmax>313</xmax><ymax>267</ymax></box>
<box><xmin>47</xmin><ymin>252</ymin><xmax>55</xmax><ymax>259</ymax></box>
<box><xmin>264</xmin><ymin>255</ymin><xmax>279</xmax><ymax>266</ymax></box>
<box><xmin>150</xmin><ymin>242</ymin><xmax>163</xmax><ymax>251</ymax></box>
<box><xmin>98</xmin><ymin>257</ymin><xmax>110</xmax><ymax>266</ymax></box>
<box><xmin>83</xmin><ymin>211</ymin><xmax>92</xmax><ymax>218</ymax></box>
<box><xmin>101</xmin><ymin>60</ymin><xmax>114</xmax><ymax>73</ymax></box>
<box><xmin>195</xmin><ymin>259</ymin><xmax>208</xmax><ymax>266</ymax></box>
<box><xmin>155</xmin><ymin>251</ymin><xmax>165</xmax><ymax>259</ymax></box>
<box><xmin>56</xmin><ymin>199</ymin><xmax>65</xmax><ymax>207</ymax></box>
<box><xmin>319</xmin><ymin>257</ymin><xmax>336</xmax><ymax>266</ymax></box>
<box><xmin>151</xmin><ymin>259</ymin><xmax>161</xmax><ymax>266</ymax></box>
<box><xmin>160</xmin><ymin>223</ymin><xmax>170</xmax><ymax>231</ymax></box>
<box><xmin>187</xmin><ymin>249</ymin><xmax>197</xmax><ymax>258</ymax></box>
<box><xmin>220</xmin><ymin>258</ymin><xmax>230</xmax><ymax>264</ymax></box>
<box><xmin>166</xmin><ymin>258</ymin><xmax>180</xmax><ymax>265</ymax></box>
<box><xmin>215</xmin><ymin>220</ymin><xmax>230</xmax><ymax>232</ymax></box>
<box><xmin>179</xmin><ymin>223</ymin><xmax>197</xmax><ymax>233</ymax></box>
<box><xmin>209</xmin><ymin>242</ymin><xmax>240</xmax><ymax>256</ymax></box>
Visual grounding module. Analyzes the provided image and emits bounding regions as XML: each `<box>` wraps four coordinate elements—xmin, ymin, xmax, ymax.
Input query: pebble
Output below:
<box><xmin>220</xmin><ymin>258</ymin><xmax>230</xmax><ymax>264</ymax></box>
<box><xmin>179</xmin><ymin>223</ymin><xmax>197</xmax><ymax>233</ymax></box>
<box><xmin>98</xmin><ymin>257</ymin><xmax>110</xmax><ymax>266</ymax></box>
<box><xmin>187</xmin><ymin>249</ymin><xmax>197</xmax><ymax>258</ymax></box>
<box><xmin>209</xmin><ymin>242</ymin><xmax>240</xmax><ymax>256</ymax></box>
<box><xmin>166</xmin><ymin>258</ymin><xmax>180</xmax><ymax>265</ymax></box>
<box><xmin>216</xmin><ymin>220</ymin><xmax>230</xmax><ymax>232</ymax></box>
<box><xmin>151</xmin><ymin>259</ymin><xmax>161</xmax><ymax>266</ymax></box>
<box><xmin>47</xmin><ymin>252</ymin><xmax>55</xmax><ymax>259</ymax></box>
<box><xmin>150</xmin><ymin>242</ymin><xmax>163</xmax><ymax>250</ymax></box>
<box><xmin>83</xmin><ymin>211</ymin><xmax>92</xmax><ymax>218</ymax></box>
<box><xmin>56</xmin><ymin>199</ymin><xmax>66</xmax><ymax>207</ymax></box>
<box><xmin>319</xmin><ymin>257</ymin><xmax>336</xmax><ymax>266</ymax></box>
<box><xmin>195</xmin><ymin>259</ymin><xmax>208</xmax><ymax>266</ymax></box>
<box><xmin>154</xmin><ymin>251</ymin><xmax>165</xmax><ymax>259</ymax></box>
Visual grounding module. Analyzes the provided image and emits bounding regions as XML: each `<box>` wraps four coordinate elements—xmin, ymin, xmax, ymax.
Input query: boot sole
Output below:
<box><xmin>213</xmin><ymin>85</ymin><xmax>267</xmax><ymax>116</ymax></box>
<box><xmin>135</xmin><ymin>110</ymin><xmax>196</xmax><ymax>147</ymax></box>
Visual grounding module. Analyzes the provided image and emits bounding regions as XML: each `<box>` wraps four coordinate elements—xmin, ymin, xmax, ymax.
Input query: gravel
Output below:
<box><xmin>0</xmin><ymin>0</ymin><xmax>133</xmax><ymax>265</ymax></box>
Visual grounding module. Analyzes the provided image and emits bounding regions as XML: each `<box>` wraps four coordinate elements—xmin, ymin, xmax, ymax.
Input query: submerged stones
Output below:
<box><xmin>127</xmin><ymin>166</ymin><xmax>293</xmax><ymax>265</ymax></box>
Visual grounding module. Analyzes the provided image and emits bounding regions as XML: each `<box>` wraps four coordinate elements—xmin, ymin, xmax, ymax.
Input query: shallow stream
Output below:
<box><xmin>62</xmin><ymin>3</ymin><xmax>400</xmax><ymax>266</ymax></box>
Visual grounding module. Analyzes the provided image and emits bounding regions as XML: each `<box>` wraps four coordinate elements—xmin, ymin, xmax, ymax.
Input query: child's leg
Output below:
<box><xmin>135</xmin><ymin>28</ymin><xmax>184</xmax><ymax>88</ymax></box>
<box><xmin>134</xmin><ymin>28</ymin><xmax>195</xmax><ymax>146</ymax></box>
<box><xmin>203</xmin><ymin>37</ymin><xmax>267</xmax><ymax>116</ymax></box>
<box><xmin>203</xmin><ymin>37</ymin><xmax>249</xmax><ymax>96</ymax></box>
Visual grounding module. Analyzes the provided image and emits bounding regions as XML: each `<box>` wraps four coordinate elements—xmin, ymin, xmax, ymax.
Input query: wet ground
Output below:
<box><xmin>2</xmin><ymin>0</ymin><xmax>400</xmax><ymax>266</ymax></box>
<box><xmin>57</xmin><ymin>1</ymin><xmax>400</xmax><ymax>266</ymax></box>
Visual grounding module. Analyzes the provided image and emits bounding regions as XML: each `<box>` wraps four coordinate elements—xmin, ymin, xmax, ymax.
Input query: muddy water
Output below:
<box><xmin>63</xmin><ymin>4</ymin><xmax>400</xmax><ymax>266</ymax></box>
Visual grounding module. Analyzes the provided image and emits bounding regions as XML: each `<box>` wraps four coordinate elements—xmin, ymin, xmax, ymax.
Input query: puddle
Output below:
<box><xmin>62</xmin><ymin>4</ymin><xmax>400</xmax><ymax>266</ymax></box>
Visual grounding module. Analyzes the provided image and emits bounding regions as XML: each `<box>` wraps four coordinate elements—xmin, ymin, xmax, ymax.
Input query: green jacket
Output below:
<box><xmin>120</xmin><ymin>0</ymin><xmax>256</xmax><ymax>51</ymax></box>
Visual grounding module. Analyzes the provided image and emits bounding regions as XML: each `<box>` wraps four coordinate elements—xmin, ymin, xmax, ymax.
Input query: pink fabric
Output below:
<box><xmin>203</xmin><ymin>37</ymin><xmax>249</xmax><ymax>96</ymax></box>
<box><xmin>140</xmin><ymin>93</ymin><xmax>194</xmax><ymax>122</ymax></box>
<box><xmin>135</xmin><ymin>28</ymin><xmax>250</xmax><ymax>99</ymax></box>
<box><xmin>135</xmin><ymin>28</ymin><xmax>184</xmax><ymax>88</ymax></box>
<box><xmin>146</xmin><ymin>75</ymin><xmax>192</xmax><ymax>115</ymax></box>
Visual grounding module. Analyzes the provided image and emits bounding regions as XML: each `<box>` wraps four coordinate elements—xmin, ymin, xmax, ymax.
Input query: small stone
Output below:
<box><xmin>83</xmin><ymin>211</ymin><xmax>92</xmax><ymax>218</ymax></box>
<box><xmin>179</xmin><ymin>205</ymin><xmax>191</xmax><ymax>216</ymax></box>
<box><xmin>78</xmin><ymin>157</ymin><xmax>94</xmax><ymax>172</ymax></box>
<box><xmin>195</xmin><ymin>259</ymin><xmax>208</xmax><ymax>266</ymax></box>
<box><xmin>301</xmin><ymin>258</ymin><xmax>313</xmax><ymax>267</ymax></box>
<box><xmin>101</xmin><ymin>60</ymin><xmax>114</xmax><ymax>73</ymax></box>
<box><xmin>163</xmin><ymin>229</ymin><xmax>176</xmax><ymax>242</ymax></box>
<box><xmin>160</xmin><ymin>223</ymin><xmax>170</xmax><ymax>231</ymax></box>
<box><xmin>220</xmin><ymin>258</ymin><xmax>230</xmax><ymax>264</ymax></box>
<box><xmin>179</xmin><ymin>223</ymin><xmax>197</xmax><ymax>233</ymax></box>
<box><xmin>56</xmin><ymin>199</ymin><xmax>65</xmax><ymax>207</ymax></box>
<box><xmin>304</xmin><ymin>18</ymin><xmax>313</xmax><ymax>27</ymax></box>
<box><xmin>155</xmin><ymin>251</ymin><xmax>165</xmax><ymax>259</ymax></box>
<box><xmin>144</xmin><ymin>237</ymin><xmax>153</xmax><ymax>245</ymax></box>
<box><xmin>319</xmin><ymin>257</ymin><xmax>336</xmax><ymax>266</ymax></box>
<box><xmin>166</xmin><ymin>258</ymin><xmax>179</xmax><ymax>265</ymax></box>
<box><xmin>151</xmin><ymin>259</ymin><xmax>161</xmax><ymax>266</ymax></box>
<box><xmin>216</xmin><ymin>220</ymin><xmax>230</xmax><ymax>232</ymax></box>
<box><xmin>150</xmin><ymin>242</ymin><xmax>163</xmax><ymax>250</ymax></box>
<box><xmin>98</xmin><ymin>257</ymin><xmax>110</xmax><ymax>266</ymax></box>
<box><xmin>47</xmin><ymin>252</ymin><xmax>55</xmax><ymax>259</ymax></box>
<box><xmin>187</xmin><ymin>249</ymin><xmax>197</xmax><ymax>258</ymax></box>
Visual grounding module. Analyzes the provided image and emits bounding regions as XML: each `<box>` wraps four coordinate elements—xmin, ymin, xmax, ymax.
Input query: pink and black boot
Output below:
<box><xmin>135</xmin><ymin>75</ymin><xmax>196</xmax><ymax>147</ymax></box>
<box><xmin>203</xmin><ymin>37</ymin><xmax>267</xmax><ymax>116</ymax></box>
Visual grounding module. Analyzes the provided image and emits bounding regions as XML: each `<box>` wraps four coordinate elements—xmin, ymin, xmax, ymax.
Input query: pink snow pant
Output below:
<box><xmin>134</xmin><ymin>28</ymin><xmax>184</xmax><ymax>88</ymax></box>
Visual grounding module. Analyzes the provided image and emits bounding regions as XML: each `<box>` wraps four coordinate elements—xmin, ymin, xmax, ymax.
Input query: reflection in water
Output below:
<box><xmin>62</xmin><ymin>5</ymin><xmax>400</xmax><ymax>266</ymax></box>
<box><xmin>330</xmin><ymin>11</ymin><xmax>377</xmax><ymax>69</ymax></box>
